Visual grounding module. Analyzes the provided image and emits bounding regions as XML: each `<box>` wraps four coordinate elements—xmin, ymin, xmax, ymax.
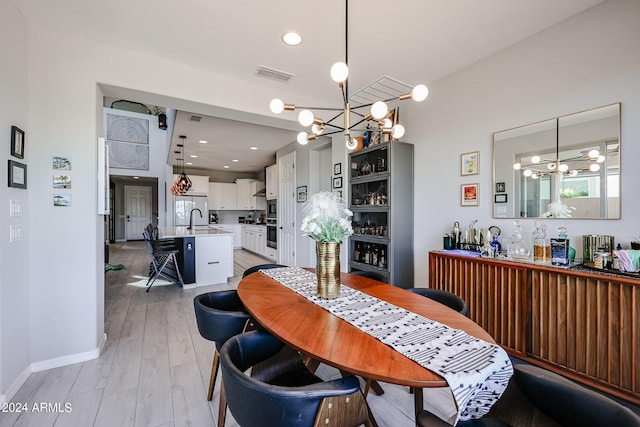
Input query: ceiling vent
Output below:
<box><xmin>255</xmin><ymin>65</ymin><xmax>294</xmax><ymax>83</ymax></box>
<box><xmin>189</xmin><ymin>115</ymin><xmax>202</xmax><ymax>122</ymax></box>
<box><xmin>349</xmin><ymin>75</ymin><xmax>413</xmax><ymax>108</ymax></box>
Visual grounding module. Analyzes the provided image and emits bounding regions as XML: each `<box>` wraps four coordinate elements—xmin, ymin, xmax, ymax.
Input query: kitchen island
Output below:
<box><xmin>159</xmin><ymin>226</ymin><xmax>234</xmax><ymax>288</ymax></box>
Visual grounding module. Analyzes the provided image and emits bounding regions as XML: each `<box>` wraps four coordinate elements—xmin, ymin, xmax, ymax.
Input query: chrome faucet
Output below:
<box><xmin>188</xmin><ymin>208</ymin><xmax>202</xmax><ymax>230</ymax></box>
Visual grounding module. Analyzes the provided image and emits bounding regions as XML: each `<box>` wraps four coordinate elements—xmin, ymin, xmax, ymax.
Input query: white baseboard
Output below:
<box><xmin>0</xmin><ymin>365</ymin><xmax>32</xmax><ymax>405</ymax></box>
<box><xmin>31</xmin><ymin>333</ymin><xmax>107</xmax><ymax>373</ymax></box>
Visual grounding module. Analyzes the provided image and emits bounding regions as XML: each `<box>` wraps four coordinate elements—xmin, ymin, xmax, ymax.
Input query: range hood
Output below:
<box><xmin>253</xmin><ymin>187</ymin><xmax>267</xmax><ymax>197</ymax></box>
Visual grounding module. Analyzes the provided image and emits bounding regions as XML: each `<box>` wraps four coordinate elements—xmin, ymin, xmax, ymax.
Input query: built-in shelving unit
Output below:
<box><xmin>348</xmin><ymin>141</ymin><xmax>414</xmax><ymax>287</ymax></box>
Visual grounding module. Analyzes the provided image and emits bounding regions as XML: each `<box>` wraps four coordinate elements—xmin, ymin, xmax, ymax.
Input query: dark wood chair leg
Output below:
<box><xmin>217</xmin><ymin>380</ymin><xmax>227</xmax><ymax>427</ymax></box>
<box><xmin>208</xmin><ymin>349</ymin><xmax>219</xmax><ymax>401</ymax></box>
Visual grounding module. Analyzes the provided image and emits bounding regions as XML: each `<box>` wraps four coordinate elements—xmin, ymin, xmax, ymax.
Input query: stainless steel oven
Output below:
<box><xmin>267</xmin><ymin>200</ymin><xmax>277</xmax><ymax>218</ymax></box>
<box><xmin>266</xmin><ymin>218</ymin><xmax>277</xmax><ymax>249</ymax></box>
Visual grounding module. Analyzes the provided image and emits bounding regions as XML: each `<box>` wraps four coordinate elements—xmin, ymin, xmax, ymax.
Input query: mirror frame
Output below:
<box><xmin>492</xmin><ymin>103</ymin><xmax>621</xmax><ymax>219</ymax></box>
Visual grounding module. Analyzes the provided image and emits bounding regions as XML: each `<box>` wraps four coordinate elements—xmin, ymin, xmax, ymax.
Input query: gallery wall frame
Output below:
<box><xmin>8</xmin><ymin>160</ymin><xmax>27</xmax><ymax>189</ymax></box>
<box><xmin>461</xmin><ymin>151</ymin><xmax>479</xmax><ymax>176</ymax></box>
<box><xmin>461</xmin><ymin>183</ymin><xmax>479</xmax><ymax>207</ymax></box>
<box><xmin>11</xmin><ymin>126</ymin><xmax>24</xmax><ymax>159</ymax></box>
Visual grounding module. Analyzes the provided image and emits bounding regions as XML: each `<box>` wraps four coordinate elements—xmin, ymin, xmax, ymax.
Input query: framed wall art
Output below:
<box><xmin>53</xmin><ymin>156</ymin><xmax>71</xmax><ymax>170</ymax></box>
<box><xmin>297</xmin><ymin>185</ymin><xmax>307</xmax><ymax>203</ymax></box>
<box><xmin>8</xmin><ymin>160</ymin><xmax>27</xmax><ymax>189</ymax></box>
<box><xmin>495</xmin><ymin>194</ymin><xmax>508</xmax><ymax>203</ymax></box>
<box><xmin>334</xmin><ymin>162</ymin><xmax>342</xmax><ymax>175</ymax></box>
<box><xmin>333</xmin><ymin>176</ymin><xmax>343</xmax><ymax>189</ymax></box>
<box><xmin>461</xmin><ymin>183</ymin><xmax>479</xmax><ymax>207</ymax></box>
<box><xmin>11</xmin><ymin>126</ymin><xmax>25</xmax><ymax>159</ymax></box>
<box><xmin>461</xmin><ymin>151</ymin><xmax>479</xmax><ymax>176</ymax></box>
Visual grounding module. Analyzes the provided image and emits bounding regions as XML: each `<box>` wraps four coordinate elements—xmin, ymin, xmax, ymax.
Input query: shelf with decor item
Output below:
<box><xmin>348</xmin><ymin>141</ymin><xmax>414</xmax><ymax>288</ymax></box>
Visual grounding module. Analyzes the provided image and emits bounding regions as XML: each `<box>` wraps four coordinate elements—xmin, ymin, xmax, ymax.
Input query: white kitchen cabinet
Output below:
<box><xmin>209</xmin><ymin>182</ymin><xmax>237</xmax><ymax>210</ymax></box>
<box><xmin>241</xmin><ymin>224</ymin><xmax>266</xmax><ymax>256</ymax></box>
<box><xmin>265</xmin><ymin>164</ymin><xmax>278</xmax><ymax>200</ymax></box>
<box><xmin>236</xmin><ymin>179</ymin><xmax>252</xmax><ymax>210</ymax></box>
<box><xmin>265</xmin><ymin>246</ymin><xmax>278</xmax><ymax>262</ymax></box>
<box><xmin>236</xmin><ymin>179</ymin><xmax>265</xmax><ymax>210</ymax></box>
<box><xmin>195</xmin><ymin>233</ymin><xmax>234</xmax><ymax>285</ymax></box>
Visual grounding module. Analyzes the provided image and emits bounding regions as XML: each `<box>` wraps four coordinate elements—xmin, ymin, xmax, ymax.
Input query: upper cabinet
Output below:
<box><xmin>209</xmin><ymin>182</ymin><xmax>238</xmax><ymax>210</ymax></box>
<box><xmin>236</xmin><ymin>179</ymin><xmax>265</xmax><ymax>210</ymax></box>
<box><xmin>265</xmin><ymin>164</ymin><xmax>279</xmax><ymax>200</ymax></box>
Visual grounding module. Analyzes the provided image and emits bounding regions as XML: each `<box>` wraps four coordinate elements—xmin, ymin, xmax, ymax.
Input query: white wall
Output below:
<box><xmin>405</xmin><ymin>0</ymin><xmax>640</xmax><ymax>285</ymax></box>
<box><xmin>0</xmin><ymin>0</ymin><xmax>30</xmax><ymax>402</ymax></box>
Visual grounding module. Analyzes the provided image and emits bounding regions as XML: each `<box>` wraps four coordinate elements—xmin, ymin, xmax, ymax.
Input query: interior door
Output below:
<box><xmin>125</xmin><ymin>185</ymin><xmax>152</xmax><ymax>240</ymax></box>
<box><xmin>279</xmin><ymin>152</ymin><xmax>296</xmax><ymax>266</ymax></box>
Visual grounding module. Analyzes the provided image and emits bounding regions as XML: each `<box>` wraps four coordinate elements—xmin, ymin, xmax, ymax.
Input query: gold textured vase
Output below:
<box><xmin>316</xmin><ymin>241</ymin><xmax>341</xmax><ymax>299</ymax></box>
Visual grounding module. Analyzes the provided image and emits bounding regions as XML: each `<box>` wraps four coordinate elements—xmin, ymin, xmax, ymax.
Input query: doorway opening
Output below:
<box><xmin>109</xmin><ymin>175</ymin><xmax>158</xmax><ymax>242</ymax></box>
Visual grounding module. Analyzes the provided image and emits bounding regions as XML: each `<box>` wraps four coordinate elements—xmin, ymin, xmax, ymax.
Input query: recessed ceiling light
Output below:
<box><xmin>133</xmin><ymin>176</ymin><xmax>139</xmax><ymax>179</ymax></box>
<box><xmin>232</xmin><ymin>159</ymin><xmax>239</xmax><ymax>162</ymax></box>
<box><xmin>199</xmin><ymin>140</ymin><xmax>208</xmax><ymax>144</ymax></box>
<box><xmin>190</xmin><ymin>155</ymin><xmax>198</xmax><ymax>158</ymax></box>
<box><xmin>223</xmin><ymin>165</ymin><xmax>230</xmax><ymax>169</ymax></box>
<box><xmin>282</xmin><ymin>32</ymin><xmax>302</xmax><ymax>46</ymax></box>
<box><xmin>186</xmin><ymin>162</ymin><xmax>193</xmax><ymax>165</ymax></box>
<box><xmin>250</xmin><ymin>146</ymin><xmax>258</xmax><ymax>150</ymax></box>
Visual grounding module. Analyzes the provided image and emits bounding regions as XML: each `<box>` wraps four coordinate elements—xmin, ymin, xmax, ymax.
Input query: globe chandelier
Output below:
<box><xmin>513</xmin><ymin>119</ymin><xmax>607</xmax><ymax>179</ymax></box>
<box><xmin>269</xmin><ymin>0</ymin><xmax>429</xmax><ymax>150</ymax></box>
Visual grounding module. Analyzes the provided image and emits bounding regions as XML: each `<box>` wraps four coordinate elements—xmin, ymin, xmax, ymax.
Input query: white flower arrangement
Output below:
<box><xmin>301</xmin><ymin>191</ymin><xmax>353</xmax><ymax>242</ymax></box>
<box><xmin>542</xmin><ymin>201</ymin><xmax>575</xmax><ymax>218</ymax></box>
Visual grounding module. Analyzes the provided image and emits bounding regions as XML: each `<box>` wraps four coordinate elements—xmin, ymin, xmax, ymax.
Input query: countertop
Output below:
<box><xmin>159</xmin><ymin>226</ymin><xmax>234</xmax><ymax>239</ymax></box>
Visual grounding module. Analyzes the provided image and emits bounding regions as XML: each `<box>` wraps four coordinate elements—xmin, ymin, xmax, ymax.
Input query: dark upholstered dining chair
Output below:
<box><xmin>242</xmin><ymin>263</ymin><xmax>287</xmax><ymax>278</ymax></box>
<box><xmin>407</xmin><ymin>287</ymin><xmax>469</xmax><ymax>317</ymax></box>
<box><xmin>514</xmin><ymin>364</ymin><xmax>640</xmax><ymax>427</ymax></box>
<box><xmin>193</xmin><ymin>290</ymin><xmax>255</xmax><ymax>427</ymax></box>
<box><xmin>219</xmin><ymin>329</ymin><xmax>373</xmax><ymax>427</ymax></box>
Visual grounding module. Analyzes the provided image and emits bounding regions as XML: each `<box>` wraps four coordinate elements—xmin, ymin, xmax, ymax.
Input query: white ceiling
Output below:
<box><xmin>14</xmin><ymin>0</ymin><xmax>605</xmax><ymax>172</ymax></box>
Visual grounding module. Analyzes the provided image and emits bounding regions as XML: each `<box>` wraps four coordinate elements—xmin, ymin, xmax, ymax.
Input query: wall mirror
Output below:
<box><xmin>493</xmin><ymin>103</ymin><xmax>620</xmax><ymax>219</ymax></box>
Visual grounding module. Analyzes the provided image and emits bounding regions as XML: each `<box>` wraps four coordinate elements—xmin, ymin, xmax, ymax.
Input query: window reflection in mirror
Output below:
<box><xmin>493</xmin><ymin>103</ymin><xmax>620</xmax><ymax>219</ymax></box>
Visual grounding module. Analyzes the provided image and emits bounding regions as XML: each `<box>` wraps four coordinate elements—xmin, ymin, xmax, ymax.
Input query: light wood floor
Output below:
<box><xmin>1</xmin><ymin>242</ymin><xmax>636</xmax><ymax>427</ymax></box>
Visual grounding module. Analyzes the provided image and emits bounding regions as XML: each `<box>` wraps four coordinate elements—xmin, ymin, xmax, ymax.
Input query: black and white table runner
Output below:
<box><xmin>260</xmin><ymin>267</ymin><xmax>513</xmax><ymax>424</ymax></box>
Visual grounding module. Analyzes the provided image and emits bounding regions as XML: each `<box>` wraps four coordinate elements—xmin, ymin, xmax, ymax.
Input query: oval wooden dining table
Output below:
<box><xmin>238</xmin><ymin>270</ymin><xmax>498</xmax><ymax>424</ymax></box>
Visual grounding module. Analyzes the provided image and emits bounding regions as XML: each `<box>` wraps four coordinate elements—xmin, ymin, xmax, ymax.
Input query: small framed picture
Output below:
<box><xmin>297</xmin><ymin>185</ymin><xmax>307</xmax><ymax>203</ymax></box>
<box><xmin>333</xmin><ymin>190</ymin><xmax>342</xmax><ymax>199</ymax></box>
<box><xmin>496</xmin><ymin>182</ymin><xmax>506</xmax><ymax>193</ymax></box>
<box><xmin>53</xmin><ymin>175</ymin><xmax>71</xmax><ymax>189</ymax></box>
<box><xmin>334</xmin><ymin>162</ymin><xmax>342</xmax><ymax>175</ymax></box>
<box><xmin>53</xmin><ymin>194</ymin><xmax>72</xmax><ymax>207</ymax></box>
<box><xmin>495</xmin><ymin>194</ymin><xmax>508</xmax><ymax>203</ymax></box>
<box><xmin>333</xmin><ymin>177</ymin><xmax>343</xmax><ymax>189</ymax></box>
<box><xmin>461</xmin><ymin>183</ymin><xmax>479</xmax><ymax>206</ymax></box>
<box><xmin>461</xmin><ymin>151</ymin><xmax>479</xmax><ymax>176</ymax></box>
<box><xmin>11</xmin><ymin>126</ymin><xmax>25</xmax><ymax>159</ymax></box>
<box><xmin>53</xmin><ymin>156</ymin><xmax>72</xmax><ymax>170</ymax></box>
<box><xmin>8</xmin><ymin>160</ymin><xmax>27</xmax><ymax>189</ymax></box>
